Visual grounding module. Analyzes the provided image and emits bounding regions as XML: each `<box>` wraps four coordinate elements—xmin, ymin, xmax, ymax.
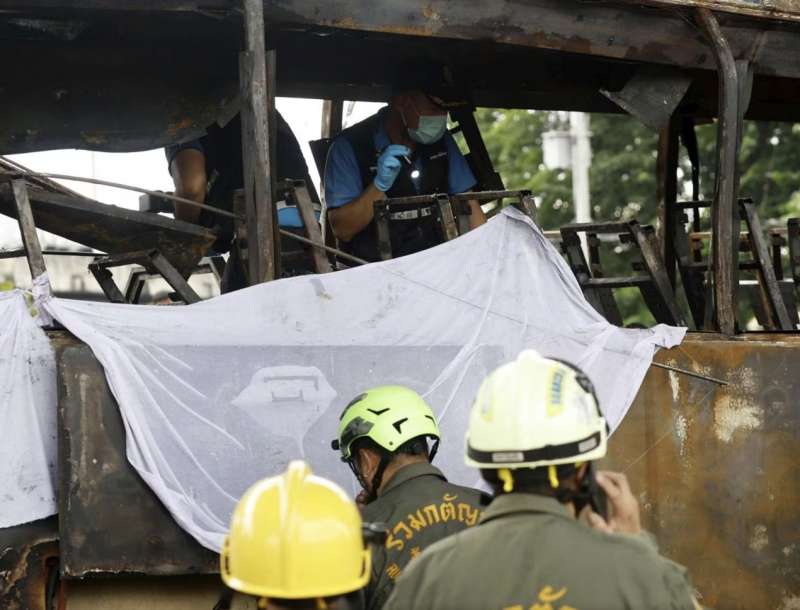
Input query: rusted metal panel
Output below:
<box><xmin>0</xmin><ymin>2</ymin><xmax>800</xmax><ymax>153</ymax></box>
<box><xmin>0</xmin><ymin>517</ymin><xmax>58</xmax><ymax>610</ymax></box>
<box><xmin>604</xmin><ymin>333</ymin><xmax>800</xmax><ymax>610</ymax></box>
<box><xmin>6</xmin><ymin>0</ymin><xmax>800</xmax><ymax>23</ymax></box>
<box><xmin>63</xmin><ymin>576</ymin><xmax>257</xmax><ymax>610</ymax></box>
<box><xmin>262</xmin><ymin>0</ymin><xmax>800</xmax><ymax>78</ymax></box>
<box><xmin>56</xmin><ymin>338</ymin><xmax>218</xmax><ymax>577</ymax></box>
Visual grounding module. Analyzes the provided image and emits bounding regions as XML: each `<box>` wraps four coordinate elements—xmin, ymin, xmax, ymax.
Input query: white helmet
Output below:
<box><xmin>465</xmin><ymin>350</ymin><xmax>607</xmax><ymax>470</ymax></box>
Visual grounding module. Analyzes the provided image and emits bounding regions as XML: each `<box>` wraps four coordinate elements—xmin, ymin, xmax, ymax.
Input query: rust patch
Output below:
<box><xmin>605</xmin><ymin>333</ymin><xmax>800</xmax><ymax>609</ymax></box>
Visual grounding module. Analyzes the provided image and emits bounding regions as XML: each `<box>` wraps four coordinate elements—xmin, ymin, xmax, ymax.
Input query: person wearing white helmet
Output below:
<box><xmin>383</xmin><ymin>350</ymin><xmax>701</xmax><ymax>610</ymax></box>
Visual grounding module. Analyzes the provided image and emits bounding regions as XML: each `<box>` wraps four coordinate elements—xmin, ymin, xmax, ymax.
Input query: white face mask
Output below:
<box><xmin>407</xmin><ymin>114</ymin><xmax>448</xmax><ymax>145</ymax></box>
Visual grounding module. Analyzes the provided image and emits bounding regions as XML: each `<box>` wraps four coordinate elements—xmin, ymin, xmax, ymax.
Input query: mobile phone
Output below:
<box><xmin>577</xmin><ymin>464</ymin><xmax>608</xmax><ymax>520</ymax></box>
<box><xmin>587</xmin><ymin>468</ymin><xmax>608</xmax><ymax>520</ymax></box>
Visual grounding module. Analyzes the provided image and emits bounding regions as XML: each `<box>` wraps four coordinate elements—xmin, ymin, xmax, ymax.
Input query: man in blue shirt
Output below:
<box><xmin>324</xmin><ymin>89</ymin><xmax>486</xmax><ymax>262</ymax></box>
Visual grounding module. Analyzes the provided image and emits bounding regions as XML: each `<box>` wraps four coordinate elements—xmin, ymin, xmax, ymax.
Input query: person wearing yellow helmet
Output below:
<box><xmin>220</xmin><ymin>461</ymin><xmax>382</xmax><ymax>610</ymax></box>
<box><xmin>382</xmin><ymin>351</ymin><xmax>701</xmax><ymax>610</ymax></box>
<box><xmin>331</xmin><ymin>385</ymin><xmax>488</xmax><ymax>610</ymax></box>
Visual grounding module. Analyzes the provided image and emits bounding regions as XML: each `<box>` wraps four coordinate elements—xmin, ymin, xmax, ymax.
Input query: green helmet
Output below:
<box><xmin>332</xmin><ymin>386</ymin><xmax>441</xmax><ymax>460</ymax></box>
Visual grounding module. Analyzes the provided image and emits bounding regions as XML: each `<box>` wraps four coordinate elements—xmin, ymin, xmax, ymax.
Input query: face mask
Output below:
<box><xmin>407</xmin><ymin>114</ymin><xmax>447</xmax><ymax>145</ymax></box>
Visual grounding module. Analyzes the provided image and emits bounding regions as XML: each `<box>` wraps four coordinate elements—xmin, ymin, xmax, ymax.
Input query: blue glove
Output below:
<box><xmin>373</xmin><ymin>144</ymin><xmax>411</xmax><ymax>192</ymax></box>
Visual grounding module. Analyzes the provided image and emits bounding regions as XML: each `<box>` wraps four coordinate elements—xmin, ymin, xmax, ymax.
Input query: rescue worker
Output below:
<box><xmin>383</xmin><ymin>351</ymin><xmax>701</xmax><ymax>610</ymax></box>
<box><xmin>220</xmin><ymin>460</ymin><xmax>373</xmax><ymax>610</ymax></box>
<box><xmin>331</xmin><ymin>385</ymin><xmax>488</xmax><ymax>610</ymax></box>
<box><xmin>323</xmin><ymin>75</ymin><xmax>486</xmax><ymax>262</ymax></box>
<box><xmin>166</xmin><ymin>111</ymin><xmax>319</xmax><ymax>290</ymax></box>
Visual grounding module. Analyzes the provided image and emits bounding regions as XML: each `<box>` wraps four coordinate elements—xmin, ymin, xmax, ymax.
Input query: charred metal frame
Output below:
<box><xmin>88</xmin><ymin>249</ymin><xmax>202</xmax><ymax>304</ymax></box>
<box><xmin>560</xmin><ymin>221</ymin><xmax>686</xmax><ymax>326</ymax></box>
<box><xmin>788</xmin><ymin>218</ymin><xmax>800</xmax><ymax>308</ymax></box>
<box><xmin>697</xmin><ymin>8</ymin><xmax>749</xmax><ymax>335</ymax></box>
<box><xmin>124</xmin><ymin>256</ymin><xmax>226</xmax><ymax>304</ymax></box>
<box><xmin>674</xmin><ymin>198</ymin><xmax>794</xmax><ymax>331</ymax></box>
<box><xmin>373</xmin><ymin>191</ymin><xmax>536</xmax><ymax>261</ymax></box>
<box><xmin>279</xmin><ymin>179</ymin><xmax>332</xmax><ymax>274</ymax></box>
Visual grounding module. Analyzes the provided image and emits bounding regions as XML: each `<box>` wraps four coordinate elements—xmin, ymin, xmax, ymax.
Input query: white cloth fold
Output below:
<box><xmin>32</xmin><ymin>271</ymin><xmax>54</xmax><ymax>326</ymax></box>
<box><xmin>0</xmin><ymin>290</ymin><xmax>57</xmax><ymax>529</ymax></box>
<box><xmin>42</xmin><ymin>208</ymin><xmax>685</xmax><ymax>550</ymax></box>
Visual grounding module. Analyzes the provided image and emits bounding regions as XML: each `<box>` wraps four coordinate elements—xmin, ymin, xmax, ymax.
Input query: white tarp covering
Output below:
<box><xmin>41</xmin><ymin>208</ymin><xmax>685</xmax><ymax>550</ymax></box>
<box><xmin>0</xmin><ymin>290</ymin><xmax>57</xmax><ymax>528</ymax></box>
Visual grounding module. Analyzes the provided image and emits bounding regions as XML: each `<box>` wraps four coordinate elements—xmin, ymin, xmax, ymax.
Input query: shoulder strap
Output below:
<box><xmin>340</xmin><ymin>113</ymin><xmax>382</xmax><ymax>190</ymax></box>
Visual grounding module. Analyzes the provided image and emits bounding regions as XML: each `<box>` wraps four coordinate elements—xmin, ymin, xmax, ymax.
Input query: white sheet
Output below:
<box><xmin>0</xmin><ymin>290</ymin><xmax>57</xmax><ymax>529</ymax></box>
<box><xmin>42</xmin><ymin>208</ymin><xmax>685</xmax><ymax>550</ymax></box>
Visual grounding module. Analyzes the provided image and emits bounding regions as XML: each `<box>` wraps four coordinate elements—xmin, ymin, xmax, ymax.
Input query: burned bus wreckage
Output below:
<box><xmin>0</xmin><ymin>1</ymin><xmax>799</xmax><ymax>609</ymax></box>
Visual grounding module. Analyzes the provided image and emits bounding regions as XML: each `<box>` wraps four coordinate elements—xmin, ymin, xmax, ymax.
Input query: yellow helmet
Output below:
<box><xmin>465</xmin><ymin>350</ymin><xmax>607</xmax><ymax>470</ymax></box>
<box><xmin>221</xmin><ymin>461</ymin><xmax>371</xmax><ymax>600</ymax></box>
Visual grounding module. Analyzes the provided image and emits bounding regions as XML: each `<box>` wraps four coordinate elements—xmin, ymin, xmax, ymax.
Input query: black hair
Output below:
<box><xmin>351</xmin><ymin>435</ymin><xmax>430</xmax><ymax>461</ymax></box>
<box><xmin>480</xmin><ymin>464</ymin><xmax>581</xmax><ymax>499</ymax></box>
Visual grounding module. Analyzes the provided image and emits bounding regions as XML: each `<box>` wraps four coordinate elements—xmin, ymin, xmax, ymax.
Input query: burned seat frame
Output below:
<box><xmin>674</xmin><ymin>198</ymin><xmax>794</xmax><ymax>331</ymax></box>
<box><xmin>559</xmin><ymin>220</ymin><xmax>686</xmax><ymax>327</ymax></box>
<box><xmin>373</xmin><ymin>190</ymin><xmax>537</xmax><ymax>261</ymax></box>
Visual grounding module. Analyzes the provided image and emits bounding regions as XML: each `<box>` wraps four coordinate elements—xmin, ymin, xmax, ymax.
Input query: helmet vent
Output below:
<box><xmin>425</xmin><ymin>415</ymin><xmax>435</xmax><ymax>422</ymax></box>
<box><xmin>367</xmin><ymin>407</ymin><xmax>390</xmax><ymax>416</ymax></box>
<box><xmin>392</xmin><ymin>417</ymin><xmax>409</xmax><ymax>433</ymax></box>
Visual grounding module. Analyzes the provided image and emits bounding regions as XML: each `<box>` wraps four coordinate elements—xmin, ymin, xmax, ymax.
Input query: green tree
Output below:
<box><xmin>474</xmin><ymin>109</ymin><xmax>800</xmax><ymax>326</ymax></box>
<box><xmin>696</xmin><ymin>121</ymin><xmax>800</xmax><ymax>221</ymax></box>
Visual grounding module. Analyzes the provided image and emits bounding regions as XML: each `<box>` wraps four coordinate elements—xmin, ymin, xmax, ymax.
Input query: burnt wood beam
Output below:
<box><xmin>240</xmin><ymin>0</ymin><xmax>277</xmax><ymax>283</ymax></box>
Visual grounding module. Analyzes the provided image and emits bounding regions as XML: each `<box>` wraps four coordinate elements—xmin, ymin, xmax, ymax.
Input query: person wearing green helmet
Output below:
<box><xmin>332</xmin><ymin>385</ymin><xmax>488</xmax><ymax>610</ymax></box>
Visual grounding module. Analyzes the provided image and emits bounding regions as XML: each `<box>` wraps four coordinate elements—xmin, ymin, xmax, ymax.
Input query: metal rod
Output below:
<box><xmin>7</xmin><ymin>172</ymin><xmax>241</xmax><ymax>220</ymax></box>
<box><xmin>278</xmin><ymin>229</ymin><xmax>368</xmax><ymax>266</ymax></box>
<box><xmin>0</xmin><ymin>248</ymin><xmax>100</xmax><ymax>259</ymax></box>
<box><xmin>0</xmin><ymin>155</ymin><xmax>85</xmax><ymax>198</ymax></box>
<box><xmin>650</xmin><ymin>361</ymin><xmax>728</xmax><ymax>386</ymax></box>
<box><xmin>7</xmin><ymin>171</ymin><xmax>368</xmax><ymax>267</ymax></box>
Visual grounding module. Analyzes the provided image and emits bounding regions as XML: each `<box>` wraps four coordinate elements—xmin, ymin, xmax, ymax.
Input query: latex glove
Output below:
<box><xmin>373</xmin><ymin>144</ymin><xmax>410</xmax><ymax>192</ymax></box>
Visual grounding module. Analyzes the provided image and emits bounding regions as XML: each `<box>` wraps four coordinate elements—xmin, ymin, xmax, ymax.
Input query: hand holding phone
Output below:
<box><xmin>586</xmin><ymin>470</ymin><xmax>642</xmax><ymax>535</ymax></box>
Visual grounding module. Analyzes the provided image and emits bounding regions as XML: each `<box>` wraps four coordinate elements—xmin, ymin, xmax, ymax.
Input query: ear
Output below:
<box><xmin>575</xmin><ymin>463</ymin><xmax>590</xmax><ymax>484</ymax></box>
<box><xmin>355</xmin><ymin>446</ymin><xmax>381</xmax><ymax>474</ymax></box>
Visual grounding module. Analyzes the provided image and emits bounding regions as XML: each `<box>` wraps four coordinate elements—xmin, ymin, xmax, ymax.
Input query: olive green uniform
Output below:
<box><xmin>383</xmin><ymin>493</ymin><xmax>697</xmax><ymax>610</ymax></box>
<box><xmin>362</xmin><ymin>462</ymin><xmax>488</xmax><ymax>610</ymax></box>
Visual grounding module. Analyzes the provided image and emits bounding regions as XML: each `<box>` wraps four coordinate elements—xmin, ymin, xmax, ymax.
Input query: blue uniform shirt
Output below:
<box><xmin>324</xmin><ymin>109</ymin><xmax>477</xmax><ymax>209</ymax></box>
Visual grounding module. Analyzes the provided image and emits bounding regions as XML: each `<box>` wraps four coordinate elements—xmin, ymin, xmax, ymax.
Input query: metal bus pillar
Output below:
<box><xmin>656</xmin><ymin>115</ymin><xmax>680</xmax><ymax>290</ymax></box>
<box><xmin>240</xmin><ymin>0</ymin><xmax>279</xmax><ymax>283</ymax></box>
<box><xmin>697</xmin><ymin>8</ymin><xmax>750</xmax><ymax>335</ymax></box>
<box><xmin>321</xmin><ymin>100</ymin><xmax>344</xmax><ymax>139</ymax></box>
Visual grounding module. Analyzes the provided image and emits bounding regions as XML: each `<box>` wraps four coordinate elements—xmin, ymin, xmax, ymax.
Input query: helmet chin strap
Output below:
<box><xmin>348</xmin><ymin>454</ymin><xmax>391</xmax><ymax>504</ymax></box>
<box><xmin>349</xmin><ymin>436</ymin><xmax>439</xmax><ymax>504</ymax></box>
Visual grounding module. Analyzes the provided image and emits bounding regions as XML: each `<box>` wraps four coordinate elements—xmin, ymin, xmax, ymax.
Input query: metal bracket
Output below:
<box><xmin>89</xmin><ymin>249</ymin><xmax>200</xmax><ymax>304</ymax></box>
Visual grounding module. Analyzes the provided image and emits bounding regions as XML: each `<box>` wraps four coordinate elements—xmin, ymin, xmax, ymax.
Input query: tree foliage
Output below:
<box><xmin>474</xmin><ymin>108</ymin><xmax>800</xmax><ymax>325</ymax></box>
